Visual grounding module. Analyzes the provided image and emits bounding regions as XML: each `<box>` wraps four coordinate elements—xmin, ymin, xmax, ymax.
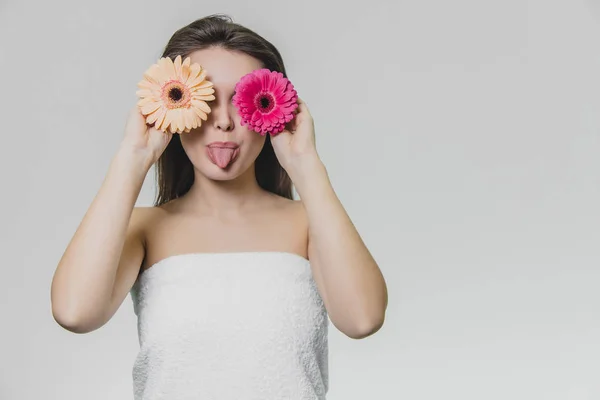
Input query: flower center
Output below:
<box><xmin>254</xmin><ymin>92</ymin><xmax>275</xmax><ymax>113</ymax></box>
<box><xmin>169</xmin><ymin>87</ymin><xmax>183</xmax><ymax>101</ymax></box>
<box><xmin>161</xmin><ymin>80</ymin><xmax>191</xmax><ymax>109</ymax></box>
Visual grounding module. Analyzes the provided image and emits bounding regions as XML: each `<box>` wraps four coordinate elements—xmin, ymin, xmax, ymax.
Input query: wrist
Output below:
<box><xmin>288</xmin><ymin>154</ymin><xmax>329</xmax><ymax>193</ymax></box>
<box><xmin>287</xmin><ymin>152</ymin><xmax>323</xmax><ymax>176</ymax></box>
<box><xmin>116</xmin><ymin>142</ymin><xmax>155</xmax><ymax>172</ymax></box>
<box><xmin>111</xmin><ymin>145</ymin><xmax>154</xmax><ymax>185</ymax></box>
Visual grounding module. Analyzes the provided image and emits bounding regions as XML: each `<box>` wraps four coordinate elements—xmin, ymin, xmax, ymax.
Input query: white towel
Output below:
<box><xmin>129</xmin><ymin>251</ymin><xmax>329</xmax><ymax>399</ymax></box>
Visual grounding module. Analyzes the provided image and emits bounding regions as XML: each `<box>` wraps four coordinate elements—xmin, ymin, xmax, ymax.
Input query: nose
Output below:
<box><xmin>211</xmin><ymin>101</ymin><xmax>234</xmax><ymax>132</ymax></box>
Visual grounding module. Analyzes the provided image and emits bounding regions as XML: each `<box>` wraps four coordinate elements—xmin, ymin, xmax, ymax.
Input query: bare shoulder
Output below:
<box><xmin>130</xmin><ymin>205</ymin><xmax>155</xmax><ymax>228</ymax></box>
<box><xmin>267</xmin><ymin>193</ymin><xmax>306</xmax><ymax>220</ymax></box>
<box><xmin>267</xmin><ymin>194</ymin><xmax>309</xmax><ymax>242</ymax></box>
<box><xmin>289</xmin><ymin>198</ymin><xmax>307</xmax><ymax>222</ymax></box>
<box><xmin>266</xmin><ymin>195</ymin><xmax>309</xmax><ymax>256</ymax></box>
<box><xmin>130</xmin><ymin>204</ymin><xmax>171</xmax><ymax>239</ymax></box>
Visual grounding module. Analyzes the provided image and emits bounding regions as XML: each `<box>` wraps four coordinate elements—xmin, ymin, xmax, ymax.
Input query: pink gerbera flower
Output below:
<box><xmin>232</xmin><ymin>68</ymin><xmax>298</xmax><ymax>136</ymax></box>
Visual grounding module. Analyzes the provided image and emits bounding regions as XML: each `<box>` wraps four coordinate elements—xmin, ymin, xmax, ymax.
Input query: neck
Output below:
<box><xmin>179</xmin><ymin>164</ymin><xmax>269</xmax><ymax>217</ymax></box>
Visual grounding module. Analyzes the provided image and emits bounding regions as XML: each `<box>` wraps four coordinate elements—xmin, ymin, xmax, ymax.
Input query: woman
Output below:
<box><xmin>51</xmin><ymin>14</ymin><xmax>388</xmax><ymax>399</ymax></box>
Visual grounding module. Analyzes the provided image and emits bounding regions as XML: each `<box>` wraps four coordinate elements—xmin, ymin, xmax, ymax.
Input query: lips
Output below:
<box><xmin>206</xmin><ymin>141</ymin><xmax>239</xmax><ymax>149</ymax></box>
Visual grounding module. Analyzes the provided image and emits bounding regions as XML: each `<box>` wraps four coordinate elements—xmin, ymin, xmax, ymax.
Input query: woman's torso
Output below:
<box><xmin>129</xmin><ymin>195</ymin><xmax>329</xmax><ymax>399</ymax></box>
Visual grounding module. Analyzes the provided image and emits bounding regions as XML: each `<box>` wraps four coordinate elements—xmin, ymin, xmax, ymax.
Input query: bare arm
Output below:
<box><xmin>50</xmin><ymin>144</ymin><xmax>153</xmax><ymax>334</ymax></box>
<box><xmin>292</xmin><ymin>156</ymin><xmax>387</xmax><ymax>340</ymax></box>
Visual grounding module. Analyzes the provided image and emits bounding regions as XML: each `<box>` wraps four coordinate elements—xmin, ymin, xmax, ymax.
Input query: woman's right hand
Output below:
<box><xmin>120</xmin><ymin>105</ymin><xmax>174</xmax><ymax>166</ymax></box>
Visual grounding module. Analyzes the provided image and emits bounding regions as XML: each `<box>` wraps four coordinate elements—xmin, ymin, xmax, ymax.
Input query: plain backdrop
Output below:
<box><xmin>1</xmin><ymin>0</ymin><xmax>599</xmax><ymax>399</ymax></box>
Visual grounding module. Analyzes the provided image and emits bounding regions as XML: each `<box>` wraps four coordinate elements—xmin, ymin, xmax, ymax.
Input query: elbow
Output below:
<box><xmin>346</xmin><ymin>313</ymin><xmax>386</xmax><ymax>340</ymax></box>
<box><xmin>51</xmin><ymin>281</ymin><xmax>104</xmax><ymax>334</ymax></box>
<box><xmin>52</xmin><ymin>310</ymin><xmax>82</xmax><ymax>333</ymax></box>
<box><xmin>52</xmin><ymin>308</ymin><xmax>95</xmax><ymax>334</ymax></box>
<box><xmin>346</xmin><ymin>292</ymin><xmax>388</xmax><ymax>339</ymax></box>
<box><xmin>51</xmin><ymin>302</ymin><xmax>104</xmax><ymax>334</ymax></box>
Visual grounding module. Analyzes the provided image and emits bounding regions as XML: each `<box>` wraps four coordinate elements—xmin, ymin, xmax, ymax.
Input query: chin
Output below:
<box><xmin>200</xmin><ymin>161</ymin><xmax>245</xmax><ymax>181</ymax></box>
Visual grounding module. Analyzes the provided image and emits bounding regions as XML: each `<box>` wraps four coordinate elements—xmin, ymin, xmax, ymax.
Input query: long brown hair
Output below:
<box><xmin>153</xmin><ymin>14</ymin><xmax>293</xmax><ymax>206</ymax></box>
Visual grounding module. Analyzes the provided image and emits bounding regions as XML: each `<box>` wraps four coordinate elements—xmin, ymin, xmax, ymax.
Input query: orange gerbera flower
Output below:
<box><xmin>136</xmin><ymin>55</ymin><xmax>215</xmax><ymax>134</ymax></box>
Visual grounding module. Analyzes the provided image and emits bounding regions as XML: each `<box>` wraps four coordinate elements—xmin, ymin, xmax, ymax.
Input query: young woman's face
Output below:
<box><xmin>179</xmin><ymin>47</ymin><xmax>267</xmax><ymax>181</ymax></box>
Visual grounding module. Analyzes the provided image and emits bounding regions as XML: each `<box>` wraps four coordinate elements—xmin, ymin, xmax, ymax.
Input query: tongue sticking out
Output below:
<box><xmin>207</xmin><ymin>147</ymin><xmax>238</xmax><ymax>169</ymax></box>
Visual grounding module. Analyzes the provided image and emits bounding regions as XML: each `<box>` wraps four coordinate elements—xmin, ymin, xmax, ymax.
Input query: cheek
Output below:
<box><xmin>245</xmin><ymin>133</ymin><xmax>267</xmax><ymax>155</ymax></box>
<box><xmin>178</xmin><ymin>134</ymin><xmax>204</xmax><ymax>162</ymax></box>
<box><xmin>179</xmin><ymin>128</ymin><xmax>203</xmax><ymax>146</ymax></box>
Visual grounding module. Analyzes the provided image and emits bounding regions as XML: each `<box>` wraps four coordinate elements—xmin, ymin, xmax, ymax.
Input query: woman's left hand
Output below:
<box><xmin>270</xmin><ymin>98</ymin><xmax>320</xmax><ymax>173</ymax></box>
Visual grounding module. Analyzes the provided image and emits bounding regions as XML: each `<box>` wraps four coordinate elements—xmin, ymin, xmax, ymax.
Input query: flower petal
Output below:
<box><xmin>195</xmin><ymin>80</ymin><xmax>213</xmax><ymax>89</ymax></box>
<box><xmin>136</xmin><ymin>89</ymin><xmax>157</xmax><ymax>99</ymax></box>
<box><xmin>192</xmin><ymin>99</ymin><xmax>211</xmax><ymax>114</ymax></box>
<box><xmin>160</xmin><ymin>57</ymin><xmax>176</xmax><ymax>81</ymax></box>
<box><xmin>174</xmin><ymin>108</ymin><xmax>184</xmax><ymax>133</ymax></box>
<box><xmin>161</xmin><ymin>110</ymin><xmax>173</xmax><ymax>132</ymax></box>
<box><xmin>140</xmin><ymin>101</ymin><xmax>161</xmax><ymax>115</ymax></box>
<box><xmin>154</xmin><ymin>107</ymin><xmax>167</xmax><ymax>130</ymax></box>
<box><xmin>188</xmin><ymin>68</ymin><xmax>208</xmax><ymax>88</ymax></box>
<box><xmin>137</xmin><ymin>97</ymin><xmax>156</xmax><ymax>107</ymax></box>
<box><xmin>191</xmin><ymin>87</ymin><xmax>215</xmax><ymax>96</ymax></box>
<box><xmin>146</xmin><ymin>107</ymin><xmax>162</xmax><ymax>124</ymax></box>
<box><xmin>181</xmin><ymin>57</ymin><xmax>191</xmax><ymax>83</ymax></box>
<box><xmin>142</xmin><ymin>64</ymin><xmax>162</xmax><ymax>84</ymax></box>
<box><xmin>186</xmin><ymin>63</ymin><xmax>201</xmax><ymax>85</ymax></box>
<box><xmin>137</xmin><ymin>79</ymin><xmax>155</xmax><ymax>90</ymax></box>
<box><xmin>191</xmin><ymin>100</ymin><xmax>209</xmax><ymax>121</ymax></box>
<box><xmin>182</xmin><ymin>108</ymin><xmax>194</xmax><ymax>130</ymax></box>
<box><xmin>174</xmin><ymin>55</ymin><xmax>183</xmax><ymax>80</ymax></box>
<box><xmin>195</xmin><ymin>94</ymin><xmax>215</xmax><ymax>102</ymax></box>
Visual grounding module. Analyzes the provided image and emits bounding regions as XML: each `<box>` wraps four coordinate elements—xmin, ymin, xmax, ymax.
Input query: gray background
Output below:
<box><xmin>1</xmin><ymin>0</ymin><xmax>599</xmax><ymax>399</ymax></box>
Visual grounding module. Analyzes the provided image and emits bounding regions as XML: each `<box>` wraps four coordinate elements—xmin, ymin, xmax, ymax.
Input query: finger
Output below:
<box><xmin>296</xmin><ymin>97</ymin><xmax>311</xmax><ymax>117</ymax></box>
<box><xmin>283</xmin><ymin>119</ymin><xmax>296</xmax><ymax>133</ymax></box>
